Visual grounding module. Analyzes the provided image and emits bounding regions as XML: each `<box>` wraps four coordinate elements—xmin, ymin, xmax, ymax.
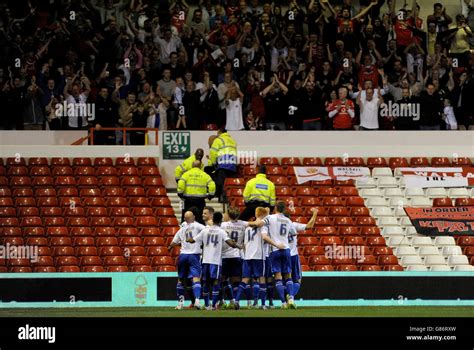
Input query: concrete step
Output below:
<box><xmin>167</xmin><ymin>191</ymin><xmax>224</xmax><ymax>220</ymax></box>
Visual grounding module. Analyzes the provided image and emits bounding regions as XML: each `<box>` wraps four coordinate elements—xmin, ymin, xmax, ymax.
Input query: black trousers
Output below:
<box><xmin>204</xmin><ymin>166</ymin><xmax>236</xmax><ymax>200</ymax></box>
<box><xmin>240</xmin><ymin>201</ymin><xmax>272</xmax><ymax>221</ymax></box>
<box><xmin>181</xmin><ymin>197</ymin><xmax>206</xmax><ymax>224</ymax></box>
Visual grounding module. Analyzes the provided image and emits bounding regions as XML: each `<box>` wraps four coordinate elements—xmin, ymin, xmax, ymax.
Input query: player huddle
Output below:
<box><xmin>168</xmin><ymin>202</ymin><xmax>317</xmax><ymax>310</ymax></box>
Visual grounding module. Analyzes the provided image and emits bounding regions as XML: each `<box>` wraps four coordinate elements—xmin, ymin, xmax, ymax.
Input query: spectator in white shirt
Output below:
<box><xmin>357</xmin><ymin>88</ymin><xmax>383</xmax><ymax>130</ymax></box>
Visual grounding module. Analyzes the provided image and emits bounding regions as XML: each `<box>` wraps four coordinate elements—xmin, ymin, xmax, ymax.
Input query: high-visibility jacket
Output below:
<box><xmin>243</xmin><ymin>173</ymin><xmax>276</xmax><ymax>206</ymax></box>
<box><xmin>209</xmin><ymin>132</ymin><xmax>237</xmax><ymax>171</ymax></box>
<box><xmin>174</xmin><ymin>154</ymin><xmax>204</xmax><ymax>181</ymax></box>
<box><xmin>177</xmin><ymin>167</ymin><xmax>216</xmax><ymax>198</ymax></box>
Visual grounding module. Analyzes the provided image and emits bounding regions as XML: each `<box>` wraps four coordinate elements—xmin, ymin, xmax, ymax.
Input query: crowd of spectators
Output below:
<box><xmin>0</xmin><ymin>0</ymin><xmax>473</xmax><ymax>142</ymax></box>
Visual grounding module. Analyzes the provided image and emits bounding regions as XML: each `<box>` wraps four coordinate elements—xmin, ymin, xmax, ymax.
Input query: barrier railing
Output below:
<box><xmin>89</xmin><ymin>127</ymin><xmax>159</xmax><ymax>145</ymax></box>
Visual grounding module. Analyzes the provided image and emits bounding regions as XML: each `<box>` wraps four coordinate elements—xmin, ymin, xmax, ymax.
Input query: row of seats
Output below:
<box><xmin>0</xmin><ymin>176</ymin><xmax>164</xmax><ymax>187</ymax></box>
<box><xmin>2</xmin><ymin>235</ymin><xmax>175</xmax><ymax>246</ymax></box>
<box><xmin>0</xmin><ymin>196</ymin><xmax>171</xmax><ymax>207</ymax></box>
<box><xmin>0</xmin><ymin>187</ymin><xmax>167</xmax><ymax>197</ymax></box>
<box><xmin>0</xmin><ymin>157</ymin><xmax>156</xmax><ymax>167</ymax></box>
<box><xmin>243</xmin><ymin>157</ymin><xmax>472</xmax><ymax>168</ymax></box>
<box><xmin>302</xmin><ymin>265</ymin><xmax>404</xmax><ymax>271</ymax></box>
<box><xmin>0</xmin><ymin>166</ymin><xmax>160</xmax><ymax>177</ymax></box>
<box><xmin>0</xmin><ymin>206</ymin><xmax>175</xmax><ymax>217</ymax></box>
<box><xmin>0</xmin><ymin>216</ymin><xmax>179</xmax><ymax>227</ymax></box>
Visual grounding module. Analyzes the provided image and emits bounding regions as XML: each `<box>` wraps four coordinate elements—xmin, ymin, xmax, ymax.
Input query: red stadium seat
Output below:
<box><xmin>10</xmin><ymin>176</ymin><xmax>32</xmax><ymax>187</ymax></box>
<box><xmin>324</xmin><ymin>157</ymin><xmax>344</xmax><ymax>166</ymax></box>
<box><xmin>74</xmin><ymin>166</ymin><xmax>95</xmax><ymax>177</ymax></box>
<box><xmin>82</xmin><ymin>266</ymin><xmax>105</xmax><ymax>272</ymax></box>
<box><xmin>356</xmin><ymin>217</ymin><xmax>376</xmax><ymax>226</ymax></box>
<box><xmin>10</xmin><ymin>267</ymin><xmax>33</xmax><ymax>273</ymax></box>
<box><xmin>44</xmin><ymin>217</ymin><xmax>66</xmax><ymax>226</ymax></box>
<box><xmin>266</xmin><ymin>165</ymin><xmax>285</xmax><ymax>176</ymax></box>
<box><xmin>126</xmin><ymin>246</ymin><xmax>146</xmax><ymax>256</ymax></box>
<box><xmin>141</xmin><ymin>227</ymin><xmax>162</xmax><ymax>236</ymax></box>
<box><xmin>142</xmin><ymin>177</ymin><xmax>163</xmax><ymax>187</ymax></box>
<box><xmin>35</xmin><ymin>188</ymin><xmax>56</xmax><ymax>197</ymax></box>
<box><xmin>97</xmin><ymin>237</ymin><xmax>119</xmax><ymax>247</ymax></box>
<box><xmin>7</xmin><ymin>166</ymin><xmax>28</xmax><ymax>176</ymax></box>
<box><xmin>349</xmin><ymin>207</ymin><xmax>370</xmax><ymax>217</ymax></box>
<box><xmin>137</xmin><ymin>157</ymin><xmax>156</xmax><ymax>166</ymax></box>
<box><xmin>99</xmin><ymin>246</ymin><xmax>123</xmax><ymax>256</ymax></box>
<box><xmin>28</xmin><ymin>157</ymin><xmax>48</xmax><ymax>166</ymax></box>
<box><xmin>80</xmin><ymin>256</ymin><xmax>103</xmax><ymax>266</ymax></box>
<box><xmin>0</xmin><ymin>207</ymin><xmax>16</xmax><ymax>217</ymax></box>
<box><xmin>303</xmin><ymin>246</ymin><xmax>324</xmax><ymax>256</ymax></box>
<box><xmin>119</xmin><ymin>167</ymin><xmax>139</xmax><ymax>176</ymax></box>
<box><xmin>136</xmin><ymin>216</ymin><xmax>158</xmax><ymax>227</ymax></box>
<box><xmin>384</xmin><ymin>265</ymin><xmax>404</xmax><ymax>271</ymax></box>
<box><xmin>72</xmin><ymin>158</ymin><xmax>92</xmax><ymax>166</ymax></box>
<box><xmin>151</xmin><ymin>256</ymin><xmax>174</xmax><ymax>266</ymax></box>
<box><xmin>73</xmin><ymin>236</ymin><xmax>95</xmax><ymax>246</ymax></box>
<box><xmin>281</xmin><ymin>157</ymin><xmax>301</xmax><ymax>166</ymax></box>
<box><xmin>431</xmin><ymin>157</ymin><xmax>451</xmax><ymax>167</ymax></box>
<box><xmin>132</xmin><ymin>265</ymin><xmax>153</xmax><ymax>272</ymax></box>
<box><xmin>89</xmin><ymin>217</ymin><xmax>113</xmax><ymax>227</ymax></box>
<box><xmin>312</xmin><ymin>265</ymin><xmax>334</xmax><ymax>271</ymax></box>
<box><xmin>104</xmin><ymin>256</ymin><xmax>127</xmax><ymax>266</ymax></box>
<box><xmin>455</xmin><ymin>198</ymin><xmax>474</xmax><ymax>206</ymax></box>
<box><xmin>154</xmin><ymin>208</ymin><xmax>176</xmax><ymax>217</ymax></box>
<box><xmin>3</xmin><ymin>227</ymin><xmax>22</xmax><ymax>236</ymax></box>
<box><xmin>451</xmin><ymin>157</ymin><xmax>472</xmax><ymax>166</ymax></box>
<box><xmin>120</xmin><ymin>237</ymin><xmax>142</xmax><ymax>246</ymax></box>
<box><xmin>367</xmin><ymin>236</ymin><xmax>386</xmax><ymax>246</ymax></box>
<box><xmin>388</xmin><ymin>157</ymin><xmax>409</xmax><ymax>169</ymax></box>
<box><xmin>128</xmin><ymin>256</ymin><xmax>150</xmax><ymax>266</ymax></box>
<box><xmin>52</xmin><ymin>166</ymin><xmax>73</xmax><ymax>176</ymax></box>
<box><xmin>302</xmin><ymin>158</ymin><xmax>323</xmax><ymax>166</ymax></box>
<box><xmin>409</xmin><ymin>157</ymin><xmax>430</xmax><ymax>167</ymax></box>
<box><xmin>224</xmin><ymin>178</ymin><xmax>246</xmax><ymax>188</ymax></box>
<box><xmin>321</xmin><ymin>197</ymin><xmax>343</xmax><ymax>206</ymax></box>
<box><xmin>146</xmin><ymin>246</ymin><xmax>169</xmax><ymax>256</ymax></box>
<box><xmin>99</xmin><ymin>176</ymin><xmax>120</xmax><ymax>187</ymax></box>
<box><xmin>0</xmin><ymin>217</ymin><xmax>19</xmax><ymax>226</ymax></box>
<box><xmin>85</xmin><ymin>207</ymin><xmax>108</xmax><ymax>217</ymax></box>
<box><xmin>139</xmin><ymin>166</ymin><xmax>160</xmax><ymax>177</ymax></box>
<box><xmin>159</xmin><ymin>217</ymin><xmax>179</xmax><ymax>227</ymax></box>
<box><xmin>129</xmin><ymin>197</ymin><xmax>150</xmax><ymax>207</ymax></box>
<box><xmin>433</xmin><ymin>198</ymin><xmax>453</xmax><ymax>207</ymax></box>
<box><xmin>328</xmin><ymin>207</ymin><xmax>349</xmax><ymax>217</ymax></box>
<box><xmin>308</xmin><ymin>255</ymin><xmax>331</xmax><ymax>266</ymax></box>
<box><xmin>30</xmin><ymin>166</ymin><xmax>51</xmax><ymax>176</ymax></box>
<box><xmin>315</xmin><ymin>224</ymin><xmax>338</xmax><ymax>235</ymax></box>
<box><xmin>96</xmin><ymin>166</ymin><xmax>118</xmax><ymax>176</ymax></box>
<box><xmin>93</xmin><ymin>157</ymin><xmax>113</xmax><ymax>166</ymax></box>
<box><xmin>378</xmin><ymin>255</ymin><xmax>399</xmax><ymax>265</ymax></box>
<box><xmin>126</xmin><ymin>187</ymin><xmax>146</xmax><ymax>197</ymax></box>
<box><xmin>146</xmin><ymin>187</ymin><xmax>167</xmax><ymax>197</ymax></box>
<box><xmin>94</xmin><ymin>227</ymin><xmax>116</xmax><ymax>237</ymax></box>
<box><xmin>35</xmin><ymin>266</ymin><xmax>57</xmax><ymax>272</ymax></box>
<box><xmin>116</xmin><ymin>157</ymin><xmax>135</xmax><ymax>166</ymax></box>
<box><xmin>373</xmin><ymin>247</ymin><xmax>393</xmax><ymax>256</ymax></box>
<box><xmin>59</xmin><ymin>266</ymin><xmax>81</xmax><ymax>272</ymax></box>
<box><xmin>0</xmin><ymin>188</ymin><xmax>11</xmax><ymax>197</ymax></box>
<box><xmin>114</xmin><ymin>217</ymin><xmax>135</xmax><ymax>227</ymax></box>
<box><xmin>121</xmin><ymin>176</ymin><xmax>142</xmax><ymax>187</ymax></box>
<box><xmin>23</xmin><ymin>227</ymin><xmax>45</xmax><ymax>237</ymax></box>
<box><xmin>269</xmin><ymin>176</ymin><xmax>289</xmax><ymax>186</ymax></box>
<box><xmin>358</xmin><ymin>255</ymin><xmax>377</xmax><ymax>265</ymax></box>
<box><xmin>337</xmin><ymin>265</ymin><xmax>357</xmax><ymax>271</ymax></box>
<box><xmin>320</xmin><ymin>236</ymin><xmax>342</xmax><ymax>246</ymax></box>
<box><xmin>344</xmin><ymin>236</ymin><xmax>366</xmax><ymax>246</ymax></box>
<box><xmin>77</xmin><ymin>177</ymin><xmax>99</xmax><ymax>187</ymax></box>
<box><xmin>20</xmin><ymin>216</ymin><xmax>42</xmax><ymax>227</ymax></box>
<box><xmin>53</xmin><ymin>246</ymin><xmax>75</xmax><ymax>257</ymax></box>
<box><xmin>47</xmin><ymin>227</ymin><xmax>69</xmax><ymax>237</ymax></box>
<box><xmin>259</xmin><ymin>157</ymin><xmax>279</xmax><ymax>165</ymax></box>
<box><xmin>367</xmin><ymin>157</ymin><xmax>388</xmax><ymax>167</ymax></box>
<box><xmin>107</xmin><ymin>266</ymin><xmax>129</xmax><ymax>272</ymax></box>
<box><xmin>360</xmin><ymin>227</ymin><xmax>381</xmax><ymax>236</ymax></box>
<box><xmin>143</xmin><ymin>237</ymin><xmax>166</xmax><ymax>246</ymax></box>
<box><xmin>150</xmin><ymin>197</ymin><xmax>171</xmax><ymax>207</ymax></box>
<box><xmin>339</xmin><ymin>187</ymin><xmax>359</xmax><ymax>197</ymax></box>
<box><xmin>117</xmin><ymin>227</ymin><xmax>139</xmax><ymax>237</ymax></box>
<box><xmin>83</xmin><ymin>197</ymin><xmax>105</xmax><ymax>207</ymax></box>
<box><xmin>346</xmin><ymin>157</ymin><xmax>365</xmax><ymax>166</ymax></box>
<box><xmin>161</xmin><ymin>227</ymin><xmax>179</xmax><ymax>237</ymax></box>
<box><xmin>339</xmin><ymin>226</ymin><xmax>360</xmax><ymax>236</ymax></box>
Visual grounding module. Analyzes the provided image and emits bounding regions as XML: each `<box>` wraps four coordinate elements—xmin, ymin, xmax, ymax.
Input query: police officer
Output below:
<box><xmin>175</xmin><ymin>148</ymin><xmax>204</xmax><ymax>182</ymax></box>
<box><xmin>178</xmin><ymin>160</ymin><xmax>216</xmax><ymax>224</ymax></box>
<box><xmin>206</xmin><ymin>129</ymin><xmax>237</xmax><ymax>202</ymax></box>
<box><xmin>240</xmin><ymin>165</ymin><xmax>276</xmax><ymax>220</ymax></box>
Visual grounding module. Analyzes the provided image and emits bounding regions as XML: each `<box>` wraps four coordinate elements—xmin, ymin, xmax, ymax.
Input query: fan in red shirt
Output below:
<box><xmin>358</xmin><ymin>54</ymin><xmax>380</xmax><ymax>88</ymax></box>
<box><xmin>326</xmin><ymin>87</ymin><xmax>355</xmax><ymax>130</ymax></box>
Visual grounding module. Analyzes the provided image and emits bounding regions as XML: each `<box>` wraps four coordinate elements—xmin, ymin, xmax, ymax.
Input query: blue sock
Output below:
<box><xmin>235</xmin><ymin>282</ymin><xmax>246</xmax><ymax>302</ymax></box>
<box><xmin>186</xmin><ymin>279</ymin><xmax>194</xmax><ymax>301</ymax></box>
<box><xmin>252</xmin><ymin>283</ymin><xmax>260</xmax><ymax>305</ymax></box>
<box><xmin>275</xmin><ymin>279</ymin><xmax>286</xmax><ymax>303</ymax></box>
<box><xmin>267</xmin><ymin>283</ymin><xmax>274</xmax><ymax>305</ymax></box>
<box><xmin>224</xmin><ymin>281</ymin><xmax>234</xmax><ymax>300</ymax></box>
<box><xmin>203</xmin><ymin>284</ymin><xmax>210</xmax><ymax>307</ymax></box>
<box><xmin>259</xmin><ymin>283</ymin><xmax>267</xmax><ymax>306</ymax></box>
<box><xmin>176</xmin><ymin>282</ymin><xmax>185</xmax><ymax>302</ymax></box>
<box><xmin>293</xmin><ymin>282</ymin><xmax>301</xmax><ymax>297</ymax></box>
<box><xmin>212</xmin><ymin>284</ymin><xmax>220</xmax><ymax>308</ymax></box>
<box><xmin>233</xmin><ymin>283</ymin><xmax>239</xmax><ymax>297</ymax></box>
<box><xmin>245</xmin><ymin>284</ymin><xmax>252</xmax><ymax>301</ymax></box>
<box><xmin>285</xmin><ymin>279</ymin><xmax>294</xmax><ymax>298</ymax></box>
<box><xmin>192</xmin><ymin>281</ymin><xmax>201</xmax><ymax>300</ymax></box>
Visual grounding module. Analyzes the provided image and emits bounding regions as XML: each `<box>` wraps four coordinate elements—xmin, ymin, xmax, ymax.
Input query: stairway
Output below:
<box><xmin>167</xmin><ymin>190</ymin><xmax>225</xmax><ymax>221</ymax></box>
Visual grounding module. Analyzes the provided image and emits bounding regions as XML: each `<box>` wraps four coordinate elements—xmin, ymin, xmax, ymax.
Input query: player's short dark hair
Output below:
<box><xmin>213</xmin><ymin>212</ymin><xmax>223</xmax><ymax>225</ymax></box>
<box><xmin>275</xmin><ymin>201</ymin><xmax>286</xmax><ymax>213</ymax></box>
<box><xmin>258</xmin><ymin>165</ymin><xmax>266</xmax><ymax>174</ymax></box>
<box><xmin>204</xmin><ymin>206</ymin><xmax>215</xmax><ymax>214</ymax></box>
<box><xmin>434</xmin><ymin>3</ymin><xmax>443</xmax><ymax>9</ymax></box>
<box><xmin>227</xmin><ymin>207</ymin><xmax>240</xmax><ymax>220</ymax></box>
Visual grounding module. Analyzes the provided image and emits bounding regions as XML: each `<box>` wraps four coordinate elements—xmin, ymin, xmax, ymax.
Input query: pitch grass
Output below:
<box><xmin>0</xmin><ymin>307</ymin><xmax>473</xmax><ymax>318</ymax></box>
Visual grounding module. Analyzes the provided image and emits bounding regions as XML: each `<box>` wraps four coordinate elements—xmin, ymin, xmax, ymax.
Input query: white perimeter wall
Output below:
<box><xmin>0</xmin><ymin>130</ymin><xmax>473</xmax><ymax>188</ymax></box>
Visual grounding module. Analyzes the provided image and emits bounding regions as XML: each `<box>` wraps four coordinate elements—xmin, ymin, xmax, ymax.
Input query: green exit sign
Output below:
<box><xmin>163</xmin><ymin>132</ymin><xmax>191</xmax><ymax>160</ymax></box>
